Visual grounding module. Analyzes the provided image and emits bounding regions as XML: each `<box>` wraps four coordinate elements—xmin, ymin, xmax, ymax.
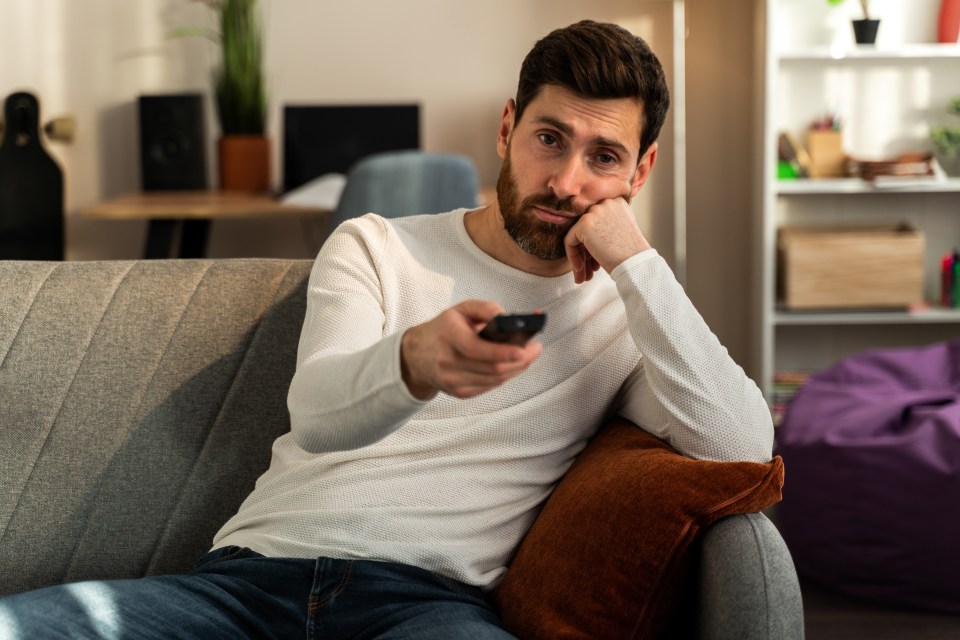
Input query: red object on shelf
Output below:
<box><xmin>939</xmin><ymin>0</ymin><xmax>960</xmax><ymax>43</ymax></box>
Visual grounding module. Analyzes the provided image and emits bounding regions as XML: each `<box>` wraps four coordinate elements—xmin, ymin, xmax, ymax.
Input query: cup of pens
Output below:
<box><xmin>807</xmin><ymin>114</ymin><xmax>845</xmax><ymax>178</ymax></box>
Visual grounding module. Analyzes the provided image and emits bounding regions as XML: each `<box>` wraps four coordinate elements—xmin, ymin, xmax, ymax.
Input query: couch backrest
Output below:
<box><xmin>0</xmin><ymin>259</ymin><xmax>312</xmax><ymax>596</ymax></box>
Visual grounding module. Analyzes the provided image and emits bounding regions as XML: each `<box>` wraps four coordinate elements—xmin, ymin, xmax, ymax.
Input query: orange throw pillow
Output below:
<box><xmin>494</xmin><ymin>417</ymin><xmax>784</xmax><ymax>639</ymax></box>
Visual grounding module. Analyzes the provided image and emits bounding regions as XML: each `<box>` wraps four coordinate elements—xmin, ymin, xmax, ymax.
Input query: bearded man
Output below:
<box><xmin>0</xmin><ymin>19</ymin><xmax>772</xmax><ymax>640</ymax></box>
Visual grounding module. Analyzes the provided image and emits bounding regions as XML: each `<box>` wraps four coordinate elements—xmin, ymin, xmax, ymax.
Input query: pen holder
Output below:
<box><xmin>807</xmin><ymin>130</ymin><xmax>846</xmax><ymax>178</ymax></box>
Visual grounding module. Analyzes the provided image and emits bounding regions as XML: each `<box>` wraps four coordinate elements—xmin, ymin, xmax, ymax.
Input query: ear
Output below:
<box><xmin>629</xmin><ymin>142</ymin><xmax>658</xmax><ymax>198</ymax></box>
<box><xmin>497</xmin><ymin>99</ymin><xmax>517</xmax><ymax>159</ymax></box>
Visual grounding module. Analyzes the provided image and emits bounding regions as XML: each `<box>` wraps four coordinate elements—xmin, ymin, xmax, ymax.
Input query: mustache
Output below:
<box><xmin>520</xmin><ymin>194</ymin><xmax>587</xmax><ymax>218</ymax></box>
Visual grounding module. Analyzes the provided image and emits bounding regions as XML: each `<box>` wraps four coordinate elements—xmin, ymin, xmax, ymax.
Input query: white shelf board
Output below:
<box><xmin>776</xmin><ymin>178</ymin><xmax>960</xmax><ymax>195</ymax></box>
<box><xmin>777</xmin><ymin>43</ymin><xmax>960</xmax><ymax>61</ymax></box>
<box><xmin>774</xmin><ymin>307</ymin><xmax>960</xmax><ymax>325</ymax></box>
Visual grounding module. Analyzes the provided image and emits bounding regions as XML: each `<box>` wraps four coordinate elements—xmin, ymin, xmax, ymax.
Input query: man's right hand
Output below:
<box><xmin>400</xmin><ymin>300</ymin><xmax>543</xmax><ymax>400</ymax></box>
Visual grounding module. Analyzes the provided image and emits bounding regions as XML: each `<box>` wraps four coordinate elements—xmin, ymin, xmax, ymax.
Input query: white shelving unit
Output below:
<box><xmin>755</xmin><ymin>0</ymin><xmax>960</xmax><ymax>405</ymax></box>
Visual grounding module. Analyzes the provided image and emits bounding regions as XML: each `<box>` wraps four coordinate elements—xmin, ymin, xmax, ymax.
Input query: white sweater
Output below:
<box><xmin>213</xmin><ymin>210</ymin><xmax>773</xmax><ymax>588</ymax></box>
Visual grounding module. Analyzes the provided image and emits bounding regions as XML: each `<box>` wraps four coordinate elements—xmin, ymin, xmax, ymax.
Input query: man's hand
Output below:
<box><xmin>563</xmin><ymin>197</ymin><xmax>652</xmax><ymax>284</ymax></box>
<box><xmin>401</xmin><ymin>300</ymin><xmax>543</xmax><ymax>400</ymax></box>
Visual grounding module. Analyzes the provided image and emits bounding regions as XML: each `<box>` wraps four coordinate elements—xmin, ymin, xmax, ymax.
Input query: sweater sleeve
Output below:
<box><xmin>612</xmin><ymin>250</ymin><xmax>774</xmax><ymax>463</ymax></box>
<box><xmin>286</xmin><ymin>217</ymin><xmax>427</xmax><ymax>453</ymax></box>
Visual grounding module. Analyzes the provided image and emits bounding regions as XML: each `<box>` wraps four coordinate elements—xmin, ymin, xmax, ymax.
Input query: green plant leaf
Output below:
<box><xmin>177</xmin><ymin>0</ymin><xmax>267</xmax><ymax>136</ymax></box>
<box><xmin>931</xmin><ymin>126</ymin><xmax>960</xmax><ymax>156</ymax></box>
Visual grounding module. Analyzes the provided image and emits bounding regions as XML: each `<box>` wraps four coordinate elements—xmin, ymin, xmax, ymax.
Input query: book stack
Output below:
<box><xmin>845</xmin><ymin>152</ymin><xmax>946</xmax><ymax>188</ymax></box>
<box><xmin>941</xmin><ymin>250</ymin><xmax>960</xmax><ymax>308</ymax></box>
<box><xmin>772</xmin><ymin>371</ymin><xmax>811</xmax><ymax>427</ymax></box>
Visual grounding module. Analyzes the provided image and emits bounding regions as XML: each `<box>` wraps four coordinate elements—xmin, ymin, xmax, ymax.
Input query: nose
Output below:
<box><xmin>548</xmin><ymin>155</ymin><xmax>586</xmax><ymax>200</ymax></box>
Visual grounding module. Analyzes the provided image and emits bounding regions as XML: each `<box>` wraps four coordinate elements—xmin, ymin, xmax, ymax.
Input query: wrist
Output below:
<box><xmin>400</xmin><ymin>328</ymin><xmax>438</xmax><ymax>401</ymax></box>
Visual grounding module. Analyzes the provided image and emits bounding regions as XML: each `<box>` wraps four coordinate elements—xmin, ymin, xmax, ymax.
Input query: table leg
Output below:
<box><xmin>179</xmin><ymin>219</ymin><xmax>210</xmax><ymax>258</ymax></box>
<box><xmin>144</xmin><ymin>220</ymin><xmax>177</xmax><ymax>259</ymax></box>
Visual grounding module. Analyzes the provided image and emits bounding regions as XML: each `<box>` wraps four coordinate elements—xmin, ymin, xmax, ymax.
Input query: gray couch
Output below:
<box><xmin>0</xmin><ymin>259</ymin><xmax>804</xmax><ymax>638</ymax></box>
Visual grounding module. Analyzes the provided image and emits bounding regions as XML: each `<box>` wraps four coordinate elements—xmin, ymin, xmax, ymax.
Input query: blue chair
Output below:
<box><xmin>329</xmin><ymin>150</ymin><xmax>480</xmax><ymax>233</ymax></box>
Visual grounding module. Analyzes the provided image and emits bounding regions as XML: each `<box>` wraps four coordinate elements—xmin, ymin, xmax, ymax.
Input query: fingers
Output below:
<box><xmin>564</xmin><ymin>197</ymin><xmax>651</xmax><ymax>282</ymax></box>
<box><xmin>400</xmin><ymin>300</ymin><xmax>543</xmax><ymax>400</ymax></box>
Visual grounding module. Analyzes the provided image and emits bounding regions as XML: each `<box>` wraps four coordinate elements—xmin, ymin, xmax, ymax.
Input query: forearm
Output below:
<box><xmin>287</xmin><ymin>330</ymin><xmax>426</xmax><ymax>453</ymax></box>
<box><xmin>613</xmin><ymin>251</ymin><xmax>773</xmax><ymax>462</ymax></box>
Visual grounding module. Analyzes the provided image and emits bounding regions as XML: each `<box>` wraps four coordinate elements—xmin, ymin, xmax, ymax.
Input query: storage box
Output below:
<box><xmin>778</xmin><ymin>225</ymin><xmax>925</xmax><ymax>310</ymax></box>
<box><xmin>806</xmin><ymin>130</ymin><xmax>846</xmax><ymax>178</ymax></box>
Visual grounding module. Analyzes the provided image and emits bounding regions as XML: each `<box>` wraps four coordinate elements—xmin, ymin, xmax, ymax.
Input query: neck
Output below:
<box><xmin>463</xmin><ymin>203</ymin><xmax>572</xmax><ymax>278</ymax></box>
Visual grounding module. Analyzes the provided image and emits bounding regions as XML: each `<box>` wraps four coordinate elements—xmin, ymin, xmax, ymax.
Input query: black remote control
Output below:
<box><xmin>478</xmin><ymin>313</ymin><xmax>546</xmax><ymax>345</ymax></box>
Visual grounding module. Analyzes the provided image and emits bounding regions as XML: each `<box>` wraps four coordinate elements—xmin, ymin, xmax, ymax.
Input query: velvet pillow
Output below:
<box><xmin>493</xmin><ymin>417</ymin><xmax>784</xmax><ymax>640</ymax></box>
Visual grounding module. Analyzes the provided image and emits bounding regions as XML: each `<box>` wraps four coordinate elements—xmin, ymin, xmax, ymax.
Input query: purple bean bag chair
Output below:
<box><xmin>777</xmin><ymin>339</ymin><xmax>960</xmax><ymax>612</ymax></box>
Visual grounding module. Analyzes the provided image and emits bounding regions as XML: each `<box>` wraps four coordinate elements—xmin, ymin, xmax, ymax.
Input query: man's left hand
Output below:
<box><xmin>563</xmin><ymin>197</ymin><xmax>652</xmax><ymax>284</ymax></box>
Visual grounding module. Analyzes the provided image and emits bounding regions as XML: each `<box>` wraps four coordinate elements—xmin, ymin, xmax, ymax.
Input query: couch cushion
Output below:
<box><xmin>0</xmin><ymin>259</ymin><xmax>312</xmax><ymax>596</ymax></box>
<box><xmin>493</xmin><ymin>417</ymin><xmax>784</xmax><ymax>640</ymax></box>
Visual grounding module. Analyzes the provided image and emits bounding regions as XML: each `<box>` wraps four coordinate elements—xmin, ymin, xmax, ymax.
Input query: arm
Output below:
<box><xmin>564</xmin><ymin>198</ymin><xmax>773</xmax><ymax>462</ymax></box>
<box><xmin>286</xmin><ymin>218</ymin><xmax>425</xmax><ymax>453</ymax></box>
<box><xmin>612</xmin><ymin>251</ymin><xmax>773</xmax><ymax>462</ymax></box>
<box><xmin>287</xmin><ymin>217</ymin><xmax>541</xmax><ymax>453</ymax></box>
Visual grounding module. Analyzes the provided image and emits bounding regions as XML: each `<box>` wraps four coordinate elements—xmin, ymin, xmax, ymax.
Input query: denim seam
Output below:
<box><xmin>307</xmin><ymin>559</ymin><xmax>354</xmax><ymax>640</ymax></box>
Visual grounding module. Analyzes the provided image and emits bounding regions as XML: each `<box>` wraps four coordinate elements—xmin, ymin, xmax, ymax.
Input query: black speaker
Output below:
<box><xmin>138</xmin><ymin>93</ymin><xmax>207</xmax><ymax>191</ymax></box>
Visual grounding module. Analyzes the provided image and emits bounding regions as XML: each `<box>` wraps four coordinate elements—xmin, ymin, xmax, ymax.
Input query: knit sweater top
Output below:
<box><xmin>213</xmin><ymin>209</ymin><xmax>774</xmax><ymax>589</ymax></box>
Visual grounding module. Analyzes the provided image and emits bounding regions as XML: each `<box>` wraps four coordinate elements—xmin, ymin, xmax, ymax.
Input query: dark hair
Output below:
<box><xmin>514</xmin><ymin>20</ymin><xmax>670</xmax><ymax>160</ymax></box>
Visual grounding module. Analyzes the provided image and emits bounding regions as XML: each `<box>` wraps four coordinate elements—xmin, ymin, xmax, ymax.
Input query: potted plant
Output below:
<box><xmin>931</xmin><ymin>97</ymin><xmax>960</xmax><ymax>176</ymax></box>
<box><xmin>180</xmin><ymin>0</ymin><xmax>270</xmax><ymax>192</ymax></box>
<box><xmin>827</xmin><ymin>0</ymin><xmax>880</xmax><ymax>44</ymax></box>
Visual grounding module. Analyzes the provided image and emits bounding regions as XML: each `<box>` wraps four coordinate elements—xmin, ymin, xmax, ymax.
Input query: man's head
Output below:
<box><xmin>514</xmin><ymin>20</ymin><xmax>669</xmax><ymax>161</ymax></box>
<box><xmin>495</xmin><ymin>21</ymin><xmax>669</xmax><ymax>262</ymax></box>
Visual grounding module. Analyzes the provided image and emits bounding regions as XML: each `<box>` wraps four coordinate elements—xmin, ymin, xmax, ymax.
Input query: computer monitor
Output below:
<box><xmin>282</xmin><ymin>103</ymin><xmax>420</xmax><ymax>193</ymax></box>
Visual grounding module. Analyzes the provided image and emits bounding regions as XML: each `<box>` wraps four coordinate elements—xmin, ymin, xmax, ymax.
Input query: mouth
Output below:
<box><xmin>532</xmin><ymin>206</ymin><xmax>575</xmax><ymax>225</ymax></box>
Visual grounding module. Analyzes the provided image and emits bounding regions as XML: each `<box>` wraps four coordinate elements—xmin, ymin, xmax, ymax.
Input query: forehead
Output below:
<box><xmin>519</xmin><ymin>84</ymin><xmax>643</xmax><ymax>155</ymax></box>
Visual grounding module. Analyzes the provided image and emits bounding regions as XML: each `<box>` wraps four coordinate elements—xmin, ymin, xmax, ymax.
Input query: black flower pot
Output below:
<box><xmin>852</xmin><ymin>18</ymin><xmax>880</xmax><ymax>45</ymax></box>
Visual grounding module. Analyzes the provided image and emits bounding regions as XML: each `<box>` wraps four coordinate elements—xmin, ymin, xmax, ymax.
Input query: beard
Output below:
<box><xmin>496</xmin><ymin>150</ymin><xmax>586</xmax><ymax>261</ymax></box>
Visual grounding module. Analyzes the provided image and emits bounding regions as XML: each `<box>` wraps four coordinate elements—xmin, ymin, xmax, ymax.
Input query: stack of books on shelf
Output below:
<box><xmin>846</xmin><ymin>152</ymin><xmax>946</xmax><ymax>188</ymax></box>
<box><xmin>941</xmin><ymin>250</ymin><xmax>960</xmax><ymax>308</ymax></box>
<box><xmin>772</xmin><ymin>371</ymin><xmax>811</xmax><ymax>427</ymax></box>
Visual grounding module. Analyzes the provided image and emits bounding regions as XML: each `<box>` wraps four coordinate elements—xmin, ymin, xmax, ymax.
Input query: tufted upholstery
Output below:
<box><xmin>0</xmin><ymin>259</ymin><xmax>311</xmax><ymax>595</ymax></box>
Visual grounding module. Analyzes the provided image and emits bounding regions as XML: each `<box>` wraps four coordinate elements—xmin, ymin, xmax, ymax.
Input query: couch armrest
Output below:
<box><xmin>698</xmin><ymin>511</ymin><xmax>804</xmax><ymax>640</ymax></box>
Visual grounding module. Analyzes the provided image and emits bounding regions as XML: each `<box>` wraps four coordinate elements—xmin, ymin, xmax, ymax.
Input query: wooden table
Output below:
<box><xmin>80</xmin><ymin>191</ymin><xmax>331</xmax><ymax>258</ymax></box>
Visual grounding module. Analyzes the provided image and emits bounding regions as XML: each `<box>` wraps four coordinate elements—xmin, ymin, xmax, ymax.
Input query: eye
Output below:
<box><xmin>538</xmin><ymin>133</ymin><xmax>559</xmax><ymax>148</ymax></box>
<box><xmin>596</xmin><ymin>152</ymin><xmax>618</xmax><ymax>165</ymax></box>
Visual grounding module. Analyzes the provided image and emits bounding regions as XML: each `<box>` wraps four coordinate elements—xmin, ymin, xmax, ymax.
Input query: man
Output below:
<box><xmin>0</xmin><ymin>19</ymin><xmax>772</xmax><ymax>639</ymax></box>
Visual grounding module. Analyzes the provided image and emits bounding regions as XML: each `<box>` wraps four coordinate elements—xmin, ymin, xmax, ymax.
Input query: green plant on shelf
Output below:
<box><xmin>826</xmin><ymin>0</ymin><xmax>872</xmax><ymax>19</ymax></box>
<box><xmin>931</xmin><ymin>97</ymin><xmax>960</xmax><ymax>162</ymax></box>
<box><xmin>827</xmin><ymin>0</ymin><xmax>870</xmax><ymax>20</ymax></box>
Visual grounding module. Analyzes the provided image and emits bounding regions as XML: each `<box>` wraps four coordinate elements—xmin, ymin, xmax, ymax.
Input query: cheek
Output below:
<box><xmin>511</xmin><ymin>153</ymin><xmax>549</xmax><ymax>191</ymax></box>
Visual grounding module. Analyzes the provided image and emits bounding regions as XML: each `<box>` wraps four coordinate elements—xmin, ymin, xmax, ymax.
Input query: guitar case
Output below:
<box><xmin>0</xmin><ymin>91</ymin><xmax>64</xmax><ymax>259</ymax></box>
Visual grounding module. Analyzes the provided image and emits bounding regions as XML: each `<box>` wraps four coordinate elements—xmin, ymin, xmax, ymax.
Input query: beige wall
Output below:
<box><xmin>686</xmin><ymin>0</ymin><xmax>757</xmax><ymax>373</ymax></box>
<box><xmin>0</xmin><ymin>0</ymin><xmax>757</xmax><ymax>369</ymax></box>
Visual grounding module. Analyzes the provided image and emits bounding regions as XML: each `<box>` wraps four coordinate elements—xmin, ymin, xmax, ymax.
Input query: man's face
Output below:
<box><xmin>495</xmin><ymin>84</ymin><xmax>651</xmax><ymax>262</ymax></box>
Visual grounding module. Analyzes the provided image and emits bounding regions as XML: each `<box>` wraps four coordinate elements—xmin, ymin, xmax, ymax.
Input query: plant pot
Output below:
<box><xmin>852</xmin><ymin>19</ymin><xmax>880</xmax><ymax>45</ymax></box>
<box><xmin>218</xmin><ymin>135</ymin><xmax>270</xmax><ymax>192</ymax></box>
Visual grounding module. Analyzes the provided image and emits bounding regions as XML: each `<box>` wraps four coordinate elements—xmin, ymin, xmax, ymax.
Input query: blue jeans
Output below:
<box><xmin>0</xmin><ymin>547</ymin><xmax>517</xmax><ymax>639</ymax></box>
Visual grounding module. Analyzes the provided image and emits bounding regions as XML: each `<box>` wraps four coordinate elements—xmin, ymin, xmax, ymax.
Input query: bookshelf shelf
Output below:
<box><xmin>776</xmin><ymin>178</ymin><xmax>960</xmax><ymax>195</ymax></box>
<box><xmin>756</xmin><ymin>0</ymin><xmax>960</xmax><ymax>406</ymax></box>
<box><xmin>774</xmin><ymin>308</ymin><xmax>960</xmax><ymax>326</ymax></box>
<box><xmin>777</xmin><ymin>43</ymin><xmax>960</xmax><ymax>61</ymax></box>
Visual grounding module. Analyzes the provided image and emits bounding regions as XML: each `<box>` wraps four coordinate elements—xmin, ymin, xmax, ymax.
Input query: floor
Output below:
<box><xmin>800</xmin><ymin>578</ymin><xmax>960</xmax><ymax>640</ymax></box>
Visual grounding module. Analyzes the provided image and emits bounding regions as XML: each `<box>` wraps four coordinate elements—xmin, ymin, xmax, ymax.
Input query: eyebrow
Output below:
<box><xmin>533</xmin><ymin>116</ymin><xmax>631</xmax><ymax>157</ymax></box>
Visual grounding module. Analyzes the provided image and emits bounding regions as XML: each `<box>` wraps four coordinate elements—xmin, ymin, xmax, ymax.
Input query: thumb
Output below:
<box><xmin>455</xmin><ymin>299</ymin><xmax>507</xmax><ymax>329</ymax></box>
